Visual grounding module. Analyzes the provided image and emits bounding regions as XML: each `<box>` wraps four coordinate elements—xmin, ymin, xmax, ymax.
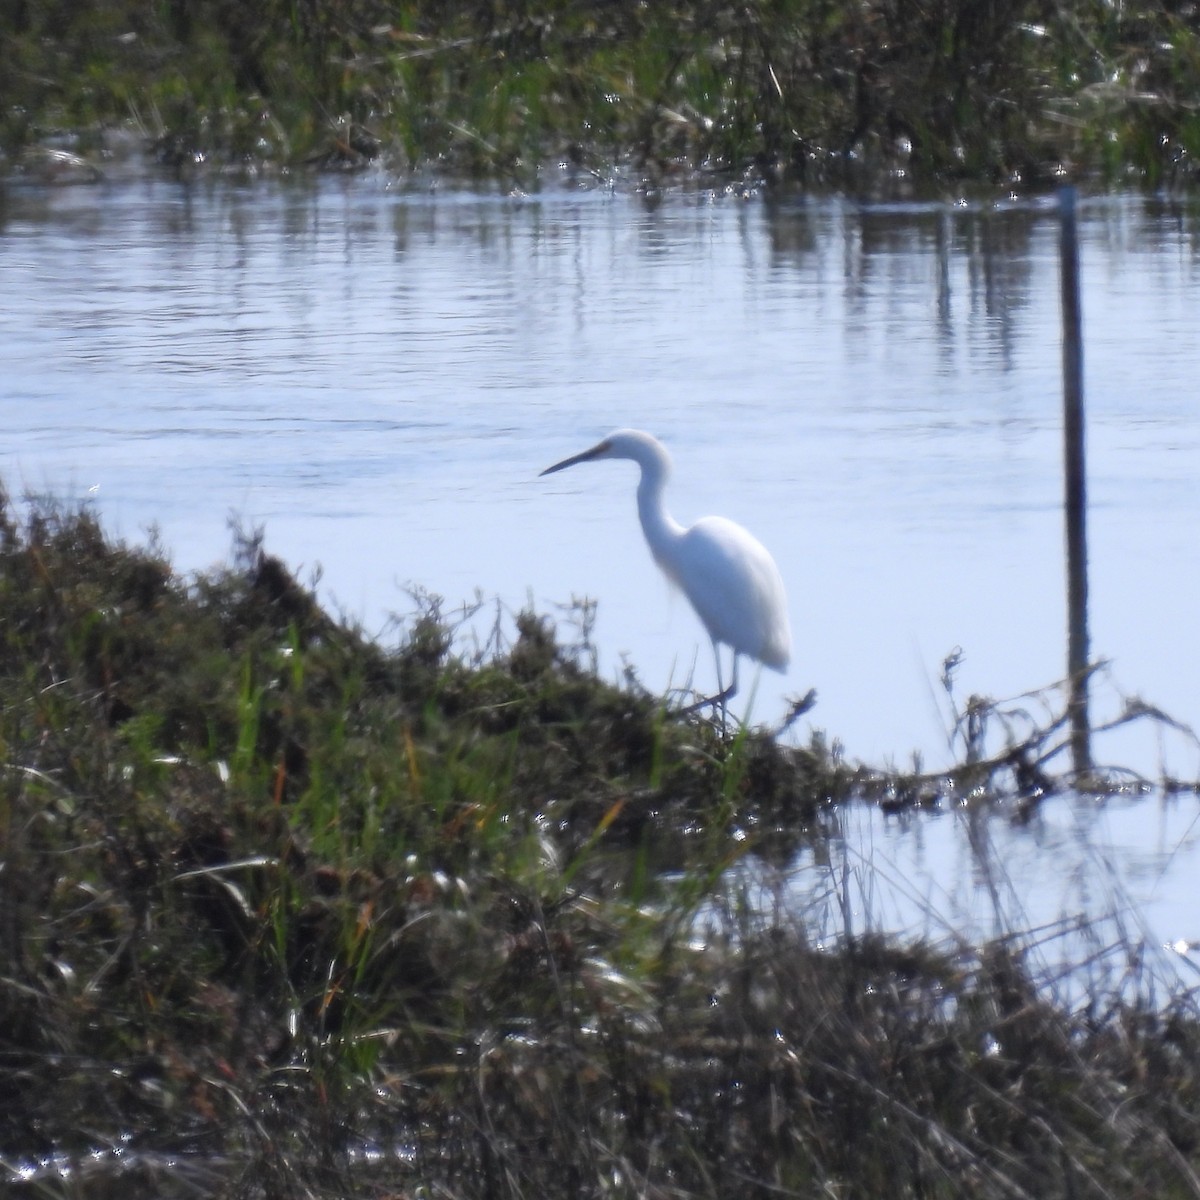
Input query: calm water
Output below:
<box><xmin>2</xmin><ymin>176</ymin><xmax>1199</xmax><ymax>961</ymax></box>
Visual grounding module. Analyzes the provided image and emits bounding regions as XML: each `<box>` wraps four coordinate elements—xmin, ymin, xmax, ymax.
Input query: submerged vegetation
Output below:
<box><xmin>2</xmin><ymin>495</ymin><xmax>1200</xmax><ymax>1197</ymax></box>
<box><xmin>4</xmin><ymin>0</ymin><xmax>1200</xmax><ymax>190</ymax></box>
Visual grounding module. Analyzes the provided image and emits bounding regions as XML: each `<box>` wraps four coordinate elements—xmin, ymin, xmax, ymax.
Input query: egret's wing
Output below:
<box><xmin>675</xmin><ymin>517</ymin><xmax>791</xmax><ymax>669</ymax></box>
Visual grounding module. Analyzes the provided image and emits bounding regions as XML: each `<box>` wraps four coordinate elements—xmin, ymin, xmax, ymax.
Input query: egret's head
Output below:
<box><xmin>540</xmin><ymin>429</ymin><xmax>670</xmax><ymax>477</ymax></box>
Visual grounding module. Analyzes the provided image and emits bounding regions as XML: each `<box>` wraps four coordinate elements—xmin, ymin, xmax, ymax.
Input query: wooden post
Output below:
<box><xmin>1060</xmin><ymin>186</ymin><xmax>1091</xmax><ymax>777</ymax></box>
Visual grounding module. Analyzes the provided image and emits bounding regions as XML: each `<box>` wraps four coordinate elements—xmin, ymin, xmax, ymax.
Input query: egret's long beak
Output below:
<box><xmin>539</xmin><ymin>439</ymin><xmax>610</xmax><ymax>476</ymax></box>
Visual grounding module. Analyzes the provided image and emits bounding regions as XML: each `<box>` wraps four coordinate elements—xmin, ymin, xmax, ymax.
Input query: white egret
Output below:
<box><xmin>540</xmin><ymin>429</ymin><xmax>791</xmax><ymax>713</ymax></box>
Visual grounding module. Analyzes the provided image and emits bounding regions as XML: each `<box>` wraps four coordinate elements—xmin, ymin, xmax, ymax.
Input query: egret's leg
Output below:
<box><xmin>721</xmin><ymin>655</ymin><xmax>741</xmax><ymax>735</ymax></box>
<box><xmin>678</xmin><ymin>643</ymin><xmax>739</xmax><ymax>726</ymax></box>
<box><xmin>712</xmin><ymin>640</ymin><xmax>728</xmax><ymax>735</ymax></box>
<box><xmin>712</xmin><ymin>638</ymin><xmax>725</xmax><ymax>705</ymax></box>
<box><xmin>710</xmin><ymin>646</ymin><xmax>739</xmax><ymax>704</ymax></box>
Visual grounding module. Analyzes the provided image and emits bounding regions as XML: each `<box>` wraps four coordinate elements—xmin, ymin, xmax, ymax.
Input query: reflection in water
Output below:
<box><xmin>1</xmin><ymin>180</ymin><xmax>1199</xmax><ymax>949</ymax></box>
<box><xmin>784</xmin><ymin>787</ymin><xmax>1200</xmax><ymax>1010</ymax></box>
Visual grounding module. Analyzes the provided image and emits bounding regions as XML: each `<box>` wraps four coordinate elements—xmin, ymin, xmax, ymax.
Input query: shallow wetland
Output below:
<box><xmin>5</xmin><ymin>1</ymin><xmax>1200</xmax><ymax>1195</ymax></box>
<box><xmin>3</xmin><ymin>179</ymin><xmax>1200</xmax><ymax>1199</ymax></box>
<box><xmin>1</xmin><ymin>501</ymin><xmax>1199</xmax><ymax>1200</ymax></box>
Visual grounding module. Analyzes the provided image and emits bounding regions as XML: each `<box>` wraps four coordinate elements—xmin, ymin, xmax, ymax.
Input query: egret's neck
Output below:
<box><xmin>636</xmin><ymin>469</ymin><xmax>685</xmax><ymax>571</ymax></box>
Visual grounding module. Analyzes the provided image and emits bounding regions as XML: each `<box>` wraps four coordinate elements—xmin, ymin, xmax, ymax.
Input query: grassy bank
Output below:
<box><xmin>2</xmin><ymin>496</ymin><xmax>1200</xmax><ymax>1197</ymax></box>
<box><xmin>3</xmin><ymin>0</ymin><xmax>1200</xmax><ymax>191</ymax></box>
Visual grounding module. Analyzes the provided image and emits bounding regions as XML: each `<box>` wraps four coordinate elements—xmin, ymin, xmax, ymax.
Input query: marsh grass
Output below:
<box><xmin>4</xmin><ymin>1</ymin><xmax>1200</xmax><ymax>190</ymax></box>
<box><xmin>2</xmin><ymin>495</ymin><xmax>1200</xmax><ymax>1198</ymax></box>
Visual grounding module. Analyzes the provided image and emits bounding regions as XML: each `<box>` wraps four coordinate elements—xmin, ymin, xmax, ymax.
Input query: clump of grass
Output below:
<box><xmin>4</xmin><ymin>1</ymin><xmax>1200</xmax><ymax>190</ymax></box>
<box><xmin>2</xmin><ymin>493</ymin><xmax>1200</xmax><ymax>1198</ymax></box>
<box><xmin>0</xmin><ymin>493</ymin><xmax>828</xmax><ymax>1157</ymax></box>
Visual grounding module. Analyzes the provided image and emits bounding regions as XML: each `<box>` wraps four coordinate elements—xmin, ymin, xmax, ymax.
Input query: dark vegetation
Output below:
<box><xmin>3</xmin><ymin>0</ymin><xmax>1200</xmax><ymax>191</ymax></box>
<box><xmin>3</xmin><ymin>496</ymin><xmax>1200</xmax><ymax>1198</ymax></box>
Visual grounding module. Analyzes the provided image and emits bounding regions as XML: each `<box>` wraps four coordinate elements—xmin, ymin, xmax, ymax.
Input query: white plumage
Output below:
<box><xmin>541</xmin><ymin>428</ymin><xmax>791</xmax><ymax>708</ymax></box>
